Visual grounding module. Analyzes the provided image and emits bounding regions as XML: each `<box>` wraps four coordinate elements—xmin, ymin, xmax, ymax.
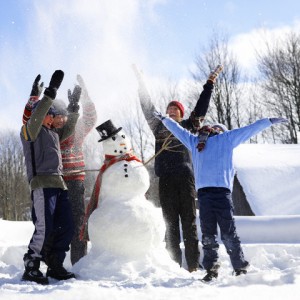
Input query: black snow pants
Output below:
<box><xmin>159</xmin><ymin>173</ymin><xmax>199</xmax><ymax>269</ymax></box>
<box><xmin>66</xmin><ymin>180</ymin><xmax>87</xmax><ymax>265</ymax></box>
<box><xmin>198</xmin><ymin>187</ymin><xmax>248</xmax><ymax>271</ymax></box>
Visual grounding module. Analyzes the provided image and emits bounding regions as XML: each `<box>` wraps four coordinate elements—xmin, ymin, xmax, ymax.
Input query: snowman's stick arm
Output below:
<box><xmin>143</xmin><ymin>133</ymin><xmax>173</xmax><ymax>166</ymax></box>
<box><xmin>63</xmin><ymin>169</ymin><xmax>100</xmax><ymax>175</ymax></box>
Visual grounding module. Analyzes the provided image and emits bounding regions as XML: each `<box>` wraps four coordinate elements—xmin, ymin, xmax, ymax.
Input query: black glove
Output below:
<box><xmin>67</xmin><ymin>85</ymin><xmax>82</xmax><ymax>113</ymax></box>
<box><xmin>30</xmin><ymin>74</ymin><xmax>44</xmax><ymax>97</ymax></box>
<box><xmin>44</xmin><ymin>70</ymin><xmax>64</xmax><ymax>99</ymax></box>
<box><xmin>269</xmin><ymin>117</ymin><xmax>288</xmax><ymax>124</ymax></box>
<box><xmin>190</xmin><ymin>111</ymin><xmax>205</xmax><ymax>130</ymax></box>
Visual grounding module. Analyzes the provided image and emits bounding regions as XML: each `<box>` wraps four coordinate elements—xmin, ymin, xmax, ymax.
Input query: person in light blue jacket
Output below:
<box><xmin>154</xmin><ymin>111</ymin><xmax>288</xmax><ymax>282</ymax></box>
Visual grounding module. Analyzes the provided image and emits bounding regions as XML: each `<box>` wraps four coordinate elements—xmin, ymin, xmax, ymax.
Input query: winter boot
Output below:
<box><xmin>46</xmin><ymin>266</ymin><xmax>76</xmax><ymax>280</ymax></box>
<box><xmin>201</xmin><ymin>263</ymin><xmax>220</xmax><ymax>282</ymax></box>
<box><xmin>188</xmin><ymin>263</ymin><xmax>202</xmax><ymax>273</ymax></box>
<box><xmin>234</xmin><ymin>261</ymin><xmax>249</xmax><ymax>276</ymax></box>
<box><xmin>21</xmin><ymin>254</ymin><xmax>49</xmax><ymax>285</ymax></box>
<box><xmin>207</xmin><ymin>64</ymin><xmax>223</xmax><ymax>84</ymax></box>
<box><xmin>45</xmin><ymin>254</ymin><xmax>75</xmax><ymax>281</ymax></box>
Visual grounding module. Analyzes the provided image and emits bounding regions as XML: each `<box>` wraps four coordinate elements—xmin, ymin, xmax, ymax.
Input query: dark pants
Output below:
<box><xmin>66</xmin><ymin>180</ymin><xmax>87</xmax><ymax>265</ymax></box>
<box><xmin>198</xmin><ymin>187</ymin><xmax>248</xmax><ymax>270</ymax></box>
<box><xmin>159</xmin><ymin>174</ymin><xmax>199</xmax><ymax>269</ymax></box>
<box><xmin>26</xmin><ymin>188</ymin><xmax>74</xmax><ymax>265</ymax></box>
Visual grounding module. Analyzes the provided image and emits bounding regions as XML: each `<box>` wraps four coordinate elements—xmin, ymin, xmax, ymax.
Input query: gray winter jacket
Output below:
<box><xmin>20</xmin><ymin>95</ymin><xmax>79</xmax><ymax>191</ymax></box>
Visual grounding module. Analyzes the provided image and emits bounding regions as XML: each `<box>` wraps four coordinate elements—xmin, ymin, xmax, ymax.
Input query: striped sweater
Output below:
<box><xmin>61</xmin><ymin>98</ymin><xmax>97</xmax><ymax>181</ymax></box>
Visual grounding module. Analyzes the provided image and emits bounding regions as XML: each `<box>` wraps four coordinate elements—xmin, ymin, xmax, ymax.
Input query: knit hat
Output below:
<box><xmin>211</xmin><ymin>123</ymin><xmax>228</xmax><ymax>132</ymax></box>
<box><xmin>167</xmin><ymin>101</ymin><xmax>184</xmax><ymax>117</ymax></box>
<box><xmin>32</xmin><ymin>101</ymin><xmax>56</xmax><ymax>117</ymax></box>
<box><xmin>52</xmin><ymin>99</ymin><xmax>68</xmax><ymax>116</ymax></box>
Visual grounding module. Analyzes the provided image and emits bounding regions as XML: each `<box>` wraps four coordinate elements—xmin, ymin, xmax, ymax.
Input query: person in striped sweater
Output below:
<box><xmin>23</xmin><ymin>74</ymin><xmax>97</xmax><ymax>265</ymax></box>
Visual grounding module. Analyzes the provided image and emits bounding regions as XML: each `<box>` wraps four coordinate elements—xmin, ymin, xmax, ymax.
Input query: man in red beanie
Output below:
<box><xmin>166</xmin><ymin>100</ymin><xmax>185</xmax><ymax>121</ymax></box>
<box><xmin>133</xmin><ymin>64</ymin><xmax>222</xmax><ymax>272</ymax></box>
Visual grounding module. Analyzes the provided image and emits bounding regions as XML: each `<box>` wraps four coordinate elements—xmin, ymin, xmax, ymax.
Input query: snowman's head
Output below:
<box><xmin>102</xmin><ymin>129</ymin><xmax>133</xmax><ymax>156</ymax></box>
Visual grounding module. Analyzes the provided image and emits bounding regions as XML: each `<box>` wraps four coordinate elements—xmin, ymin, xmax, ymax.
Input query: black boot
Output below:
<box><xmin>234</xmin><ymin>261</ymin><xmax>249</xmax><ymax>276</ymax></box>
<box><xmin>46</xmin><ymin>266</ymin><xmax>76</xmax><ymax>280</ymax></box>
<box><xmin>45</xmin><ymin>254</ymin><xmax>76</xmax><ymax>281</ymax></box>
<box><xmin>201</xmin><ymin>263</ymin><xmax>220</xmax><ymax>282</ymax></box>
<box><xmin>22</xmin><ymin>254</ymin><xmax>49</xmax><ymax>285</ymax></box>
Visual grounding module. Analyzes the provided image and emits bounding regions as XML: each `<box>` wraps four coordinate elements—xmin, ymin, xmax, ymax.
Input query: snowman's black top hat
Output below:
<box><xmin>96</xmin><ymin>119</ymin><xmax>122</xmax><ymax>142</ymax></box>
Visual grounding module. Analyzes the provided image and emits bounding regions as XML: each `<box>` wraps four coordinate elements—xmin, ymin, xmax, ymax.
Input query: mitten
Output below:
<box><xmin>132</xmin><ymin>64</ymin><xmax>146</xmax><ymax>86</ymax></box>
<box><xmin>269</xmin><ymin>117</ymin><xmax>288</xmax><ymax>124</ymax></box>
<box><xmin>153</xmin><ymin>110</ymin><xmax>167</xmax><ymax>121</ymax></box>
<box><xmin>67</xmin><ymin>85</ymin><xmax>82</xmax><ymax>113</ymax></box>
<box><xmin>44</xmin><ymin>70</ymin><xmax>64</xmax><ymax>99</ymax></box>
<box><xmin>30</xmin><ymin>74</ymin><xmax>44</xmax><ymax>97</ymax></box>
<box><xmin>207</xmin><ymin>64</ymin><xmax>223</xmax><ymax>84</ymax></box>
<box><xmin>77</xmin><ymin>74</ymin><xmax>88</xmax><ymax>99</ymax></box>
<box><xmin>190</xmin><ymin>111</ymin><xmax>204</xmax><ymax>130</ymax></box>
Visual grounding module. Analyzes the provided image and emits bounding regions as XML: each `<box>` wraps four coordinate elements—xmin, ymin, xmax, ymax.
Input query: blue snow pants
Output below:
<box><xmin>26</xmin><ymin>188</ymin><xmax>74</xmax><ymax>264</ymax></box>
<box><xmin>197</xmin><ymin>187</ymin><xmax>248</xmax><ymax>270</ymax></box>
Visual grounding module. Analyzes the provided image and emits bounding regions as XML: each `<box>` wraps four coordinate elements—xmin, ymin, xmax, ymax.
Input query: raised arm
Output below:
<box><xmin>228</xmin><ymin>117</ymin><xmax>288</xmax><ymax>148</ymax></box>
<box><xmin>75</xmin><ymin>74</ymin><xmax>98</xmax><ymax>136</ymax></box>
<box><xmin>191</xmin><ymin>64</ymin><xmax>223</xmax><ymax>130</ymax></box>
<box><xmin>132</xmin><ymin>64</ymin><xmax>161</xmax><ymax>133</ymax></box>
<box><xmin>22</xmin><ymin>74</ymin><xmax>44</xmax><ymax>125</ymax></box>
<box><xmin>23</xmin><ymin>70</ymin><xmax>64</xmax><ymax>141</ymax></box>
<box><xmin>56</xmin><ymin>84</ymin><xmax>81</xmax><ymax>142</ymax></box>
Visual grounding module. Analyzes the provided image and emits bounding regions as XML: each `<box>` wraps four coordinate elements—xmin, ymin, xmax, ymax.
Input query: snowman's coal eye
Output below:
<box><xmin>112</xmin><ymin>136</ymin><xmax>116</xmax><ymax>141</ymax></box>
<box><xmin>121</xmin><ymin>135</ymin><xmax>125</xmax><ymax>139</ymax></box>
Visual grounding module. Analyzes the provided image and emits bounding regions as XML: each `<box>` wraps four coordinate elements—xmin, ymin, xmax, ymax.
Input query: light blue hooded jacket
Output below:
<box><xmin>162</xmin><ymin>117</ymin><xmax>273</xmax><ymax>192</ymax></box>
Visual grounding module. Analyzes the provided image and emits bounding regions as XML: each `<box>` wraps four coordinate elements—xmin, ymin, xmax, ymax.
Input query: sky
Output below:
<box><xmin>1</xmin><ymin>0</ymin><xmax>300</xmax><ymax>132</ymax></box>
<box><xmin>1</xmin><ymin>143</ymin><xmax>300</xmax><ymax>299</ymax></box>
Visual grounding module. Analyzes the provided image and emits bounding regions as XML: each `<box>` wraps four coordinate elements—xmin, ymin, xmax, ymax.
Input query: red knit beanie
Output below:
<box><xmin>167</xmin><ymin>101</ymin><xmax>184</xmax><ymax>117</ymax></box>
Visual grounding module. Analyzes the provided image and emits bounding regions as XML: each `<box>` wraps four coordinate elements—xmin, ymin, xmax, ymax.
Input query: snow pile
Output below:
<box><xmin>234</xmin><ymin>144</ymin><xmax>300</xmax><ymax>215</ymax></box>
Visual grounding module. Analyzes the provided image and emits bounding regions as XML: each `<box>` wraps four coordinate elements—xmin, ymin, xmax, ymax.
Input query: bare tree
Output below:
<box><xmin>118</xmin><ymin>97</ymin><xmax>154</xmax><ymax>164</ymax></box>
<box><xmin>257</xmin><ymin>31</ymin><xmax>300</xmax><ymax>144</ymax></box>
<box><xmin>191</xmin><ymin>31</ymin><xmax>249</xmax><ymax>129</ymax></box>
<box><xmin>0</xmin><ymin>130</ymin><xmax>31</xmax><ymax>220</ymax></box>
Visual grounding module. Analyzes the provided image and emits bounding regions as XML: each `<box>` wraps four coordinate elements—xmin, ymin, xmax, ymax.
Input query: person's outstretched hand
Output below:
<box><xmin>67</xmin><ymin>85</ymin><xmax>82</xmax><ymax>113</ymax></box>
<box><xmin>153</xmin><ymin>110</ymin><xmax>167</xmax><ymax>121</ymax></box>
<box><xmin>30</xmin><ymin>74</ymin><xmax>44</xmax><ymax>97</ymax></box>
<box><xmin>132</xmin><ymin>64</ymin><xmax>144</xmax><ymax>82</ymax></box>
<box><xmin>77</xmin><ymin>74</ymin><xmax>89</xmax><ymax>99</ymax></box>
<box><xmin>269</xmin><ymin>117</ymin><xmax>288</xmax><ymax>124</ymax></box>
<box><xmin>44</xmin><ymin>70</ymin><xmax>64</xmax><ymax>99</ymax></box>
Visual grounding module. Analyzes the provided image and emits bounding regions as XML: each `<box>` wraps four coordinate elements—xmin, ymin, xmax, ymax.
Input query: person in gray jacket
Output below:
<box><xmin>20</xmin><ymin>70</ymin><xmax>80</xmax><ymax>284</ymax></box>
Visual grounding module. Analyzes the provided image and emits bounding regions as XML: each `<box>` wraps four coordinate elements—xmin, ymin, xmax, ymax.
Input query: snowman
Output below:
<box><xmin>78</xmin><ymin>120</ymin><xmax>165</xmax><ymax>264</ymax></box>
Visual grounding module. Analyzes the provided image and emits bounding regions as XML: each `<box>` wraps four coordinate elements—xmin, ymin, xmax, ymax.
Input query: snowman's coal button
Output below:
<box><xmin>125</xmin><ymin>174</ymin><xmax>128</xmax><ymax>177</ymax></box>
<box><xmin>124</xmin><ymin>164</ymin><xmax>128</xmax><ymax>167</ymax></box>
<box><xmin>124</xmin><ymin>168</ymin><xmax>127</xmax><ymax>172</ymax></box>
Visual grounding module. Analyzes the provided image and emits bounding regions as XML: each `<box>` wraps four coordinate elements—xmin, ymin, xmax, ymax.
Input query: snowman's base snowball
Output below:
<box><xmin>88</xmin><ymin>196</ymin><xmax>165</xmax><ymax>258</ymax></box>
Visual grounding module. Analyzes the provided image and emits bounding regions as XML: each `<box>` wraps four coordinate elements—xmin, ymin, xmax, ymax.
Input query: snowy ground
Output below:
<box><xmin>1</xmin><ymin>144</ymin><xmax>300</xmax><ymax>299</ymax></box>
<box><xmin>1</xmin><ymin>216</ymin><xmax>300</xmax><ymax>300</ymax></box>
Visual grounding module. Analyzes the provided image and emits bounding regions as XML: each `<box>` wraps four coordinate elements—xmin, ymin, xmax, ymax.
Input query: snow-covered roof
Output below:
<box><xmin>233</xmin><ymin>144</ymin><xmax>300</xmax><ymax>215</ymax></box>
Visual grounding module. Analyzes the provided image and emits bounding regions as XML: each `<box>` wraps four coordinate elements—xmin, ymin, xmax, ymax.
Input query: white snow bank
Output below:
<box><xmin>233</xmin><ymin>144</ymin><xmax>300</xmax><ymax>215</ymax></box>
